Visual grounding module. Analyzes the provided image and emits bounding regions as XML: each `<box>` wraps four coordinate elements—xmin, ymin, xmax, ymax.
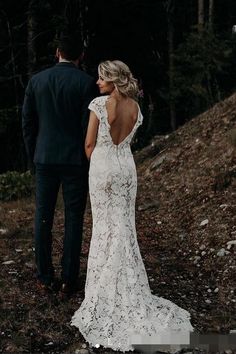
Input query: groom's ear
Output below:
<box><xmin>79</xmin><ymin>51</ymin><xmax>85</xmax><ymax>61</ymax></box>
<box><xmin>55</xmin><ymin>48</ymin><xmax>60</xmax><ymax>59</ymax></box>
<box><xmin>73</xmin><ymin>52</ymin><xmax>84</xmax><ymax>67</ymax></box>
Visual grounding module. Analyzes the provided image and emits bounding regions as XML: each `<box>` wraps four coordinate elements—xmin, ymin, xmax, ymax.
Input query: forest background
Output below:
<box><xmin>0</xmin><ymin>0</ymin><xmax>236</xmax><ymax>174</ymax></box>
<box><xmin>0</xmin><ymin>2</ymin><xmax>236</xmax><ymax>352</ymax></box>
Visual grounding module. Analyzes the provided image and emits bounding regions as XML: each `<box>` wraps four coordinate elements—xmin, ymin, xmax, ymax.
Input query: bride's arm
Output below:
<box><xmin>85</xmin><ymin>111</ymin><xmax>99</xmax><ymax>159</ymax></box>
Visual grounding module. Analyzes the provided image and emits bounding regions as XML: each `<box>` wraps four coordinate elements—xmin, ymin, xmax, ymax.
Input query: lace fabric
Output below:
<box><xmin>71</xmin><ymin>96</ymin><xmax>193</xmax><ymax>352</ymax></box>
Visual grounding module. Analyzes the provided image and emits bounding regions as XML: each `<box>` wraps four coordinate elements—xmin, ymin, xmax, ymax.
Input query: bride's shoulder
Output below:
<box><xmin>88</xmin><ymin>96</ymin><xmax>109</xmax><ymax>119</ymax></box>
<box><xmin>89</xmin><ymin>95</ymin><xmax>109</xmax><ymax>106</ymax></box>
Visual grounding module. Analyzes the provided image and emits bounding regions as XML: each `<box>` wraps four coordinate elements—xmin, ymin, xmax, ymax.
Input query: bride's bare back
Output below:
<box><xmin>105</xmin><ymin>96</ymin><xmax>139</xmax><ymax>146</ymax></box>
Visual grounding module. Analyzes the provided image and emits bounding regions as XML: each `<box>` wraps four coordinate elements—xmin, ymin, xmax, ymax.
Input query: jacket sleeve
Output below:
<box><xmin>22</xmin><ymin>79</ymin><xmax>38</xmax><ymax>164</ymax></box>
<box><xmin>81</xmin><ymin>78</ymin><xmax>98</xmax><ymax>138</ymax></box>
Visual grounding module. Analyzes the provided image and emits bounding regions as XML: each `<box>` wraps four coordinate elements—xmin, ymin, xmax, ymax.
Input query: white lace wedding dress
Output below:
<box><xmin>71</xmin><ymin>96</ymin><xmax>193</xmax><ymax>352</ymax></box>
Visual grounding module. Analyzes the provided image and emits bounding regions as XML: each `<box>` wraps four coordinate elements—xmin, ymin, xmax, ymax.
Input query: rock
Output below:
<box><xmin>217</xmin><ymin>248</ymin><xmax>230</xmax><ymax>256</ymax></box>
<box><xmin>4</xmin><ymin>344</ymin><xmax>21</xmax><ymax>352</ymax></box>
<box><xmin>2</xmin><ymin>260</ymin><xmax>15</xmax><ymax>265</ymax></box>
<box><xmin>0</xmin><ymin>228</ymin><xmax>8</xmax><ymax>234</ymax></box>
<box><xmin>75</xmin><ymin>350</ymin><xmax>89</xmax><ymax>354</ymax></box>
<box><xmin>45</xmin><ymin>342</ymin><xmax>53</xmax><ymax>346</ymax></box>
<box><xmin>200</xmin><ymin>244</ymin><xmax>206</xmax><ymax>250</ymax></box>
<box><xmin>150</xmin><ymin>155</ymin><xmax>166</xmax><ymax>170</ymax></box>
<box><xmin>205</xmin><ymin>299</ymin><xmax>212</xmax><ymax>304</ymax></box>
<box><xmin>138</xmin><ymin>200</ymin><xmax>159</xmax><ymax>211</ymax></box>
<box><xmin>15</xmin><ymin>249</ymin><xmax>23</xmax><ymax>253</ymax></box>
<box><xmin>214</xmin><ymin>287</ymin><xmax>219</xmax><ymax>293</ymax></box>
<box><xmin>193</xmin><ymin>256</ymin><xmax>201</xmax><ymax>264</ymax></box>
<box><xmin>200</xmin><ymin>219</ymin><xmax>209</xmax><ymax>226</ymax></box>
<box><xmin>25</xmin><ymin>262</ymin><xmax>34</xmax><ymax>269</ymax></box>
<box><xmin>220</xmin><ymin>204</ymin><xmax>228</xmax><ymax>209</ymax></box>
<box><xmin>226</xmin><ymin>240</ymin><xmax>236</xmax><ymax>249</ymax></box>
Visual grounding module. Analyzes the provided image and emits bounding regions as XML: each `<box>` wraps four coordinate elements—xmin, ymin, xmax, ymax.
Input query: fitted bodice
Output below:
<box><xmin>88</xmin><ymin>96</ymin><xmax>143</xmax><ymax>150</ymax></box>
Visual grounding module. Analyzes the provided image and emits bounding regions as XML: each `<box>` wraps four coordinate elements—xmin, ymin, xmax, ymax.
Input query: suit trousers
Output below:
<box><xmin>35</xmin><ymin>163</ymin><xmax>88</xmax><ymax>285</ymax></box>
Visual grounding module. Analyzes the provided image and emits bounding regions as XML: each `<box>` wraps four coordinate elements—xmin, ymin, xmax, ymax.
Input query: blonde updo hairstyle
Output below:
<box><xmin>98</xmin><ymin>60</ymin><xmax>139</xmax><ymax>99</ymax></box>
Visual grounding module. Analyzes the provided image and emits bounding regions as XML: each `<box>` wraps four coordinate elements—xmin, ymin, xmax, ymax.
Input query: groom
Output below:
<box><xmin>22</xmin><ymin>33</ymin><xmax>96</xmax><ymax>295</ymax></box>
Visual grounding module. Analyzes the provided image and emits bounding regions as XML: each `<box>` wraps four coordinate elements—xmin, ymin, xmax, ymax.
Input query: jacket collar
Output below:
<box><xmin>56</xmin><ymin>62</ymin><xmax>77</xmax><ymax>68</ymax></box>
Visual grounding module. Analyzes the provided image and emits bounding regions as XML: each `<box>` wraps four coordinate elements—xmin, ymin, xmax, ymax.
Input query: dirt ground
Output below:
<box><xmin>1</xmin><ymin>93</ymin><xmax>236</xmax><ymax>353</ymax></box>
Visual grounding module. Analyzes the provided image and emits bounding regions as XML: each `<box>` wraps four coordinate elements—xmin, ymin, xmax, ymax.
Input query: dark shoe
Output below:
<box><xmin>60</xmin><ymin>282</ymin><xmax>76</xmax><ymax>294</ymax></box>
<box><xmin>36</xmin><ymin>280</ymin><xmax>55</xmax><ymax>294</ymax></box>
<box><xmin>59</xmin><ymin>281</ymin><xmax>82</xmax><ymax>298</ymax></box>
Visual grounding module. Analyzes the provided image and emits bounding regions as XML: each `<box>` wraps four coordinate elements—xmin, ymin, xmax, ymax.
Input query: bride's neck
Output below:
<box><xmin>109</xmin><ymin>89</ymin><xmax>127</xmax><ymax>101</ymax></box>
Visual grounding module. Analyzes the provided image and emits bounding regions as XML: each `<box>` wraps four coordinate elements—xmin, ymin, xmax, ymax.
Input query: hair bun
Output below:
<box><xmin>98</xmin><ymin>60</ymin><xmax>139</xmax><ymax>99</ymax></box>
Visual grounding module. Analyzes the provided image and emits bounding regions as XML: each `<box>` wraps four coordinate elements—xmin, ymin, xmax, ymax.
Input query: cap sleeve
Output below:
<box><xmin>136</xmin><ymin>104</ymin><xmax>143</xmax><ymax>127</ymax></box>
<box><xmin>88</xmin><ymin>97</ymin><xmax>102</xmax><ymax>121</ymax></box>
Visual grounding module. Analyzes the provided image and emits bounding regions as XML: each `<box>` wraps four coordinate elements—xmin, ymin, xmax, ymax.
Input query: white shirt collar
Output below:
<box><xmin>59</xmin><ymin>59</ymin><xmax>72</xmax><ymax>63</ymax></box>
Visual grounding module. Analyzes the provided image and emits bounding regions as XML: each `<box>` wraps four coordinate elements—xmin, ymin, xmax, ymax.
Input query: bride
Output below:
<box><xmin>71</xmin><ymin>60</ymin><xmax>193</xmax><ymax>352</ymax></box>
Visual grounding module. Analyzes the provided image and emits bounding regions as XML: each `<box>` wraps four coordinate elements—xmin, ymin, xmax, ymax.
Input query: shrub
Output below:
<box><xmin>0</xmin><ymin>171</ymin><xmax>34</xmax><ymax>201</ymax></box>
<box><xmin>0</xmin><ymin>106</ymin><xmax>27</xmax><ymax>173</ymax></box>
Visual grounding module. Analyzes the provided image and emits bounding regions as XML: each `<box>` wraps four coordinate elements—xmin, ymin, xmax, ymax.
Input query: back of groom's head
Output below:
<box><xmin>57</xmin><ymin>33</ymin><xmax>83</xmax><ymax>61</ymax></box>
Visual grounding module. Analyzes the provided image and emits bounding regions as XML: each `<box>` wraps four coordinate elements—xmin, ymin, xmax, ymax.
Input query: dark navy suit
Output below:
<box><xmin>22</xmin><ymin>62</ymin><xmax>96</xmax><ymax>286</ymax></box>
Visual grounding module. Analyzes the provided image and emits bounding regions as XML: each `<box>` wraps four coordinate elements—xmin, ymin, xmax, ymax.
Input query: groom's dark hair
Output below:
<box><xmin>57</xmin><ymin>32</ymin><xmax>83</xmax><ymax>61</ymax></box>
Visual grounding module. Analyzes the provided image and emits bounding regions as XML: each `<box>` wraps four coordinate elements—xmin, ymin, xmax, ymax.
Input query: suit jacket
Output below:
<box><xmin>22</xmin><ymin>62</ymin><xmax>96</xmax><ymax>166</ymax></box>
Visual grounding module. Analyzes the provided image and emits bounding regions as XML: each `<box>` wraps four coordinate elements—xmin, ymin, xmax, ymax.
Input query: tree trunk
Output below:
<box><xmin>198</xmin><ymin>0</ymin><xmax>204</xmax><ymax>32</ymax></box>
<box><xmin>208</xmin><ymin>0</ymin><xmax>214</xmax><ymax>30</ymax></box>
<box><xmin>167</xmin><ymin>3</ymin><xmax>176</xmax><ymax>131</ymax></box>
<box><xmin>2</xmin><ymin>9</ymin><xmax>28</xmax><ymax>170</ymax></box>
<box><xmin>27</xmin><ymin>1</ymin><xmax>37</xmax><ymax>79</ymax></box>
<box><xmin>5</xmin><ymin>14</ymin><xmax>19</xmax><ymax>112</ymax></box>
<box><xmin>78</xmin><ymin>0</ymin><xmax>84</xmax><ymax>44</ymax></box>
<box><xmin>168</xmin><ymin>23</ymin><xmax>176</xmax><ymax>131</ymax></box>
<box><xmin>82</xmin><ymin>0</ymin><xmax>90</xmax><ymax>48</ymax></box>
<box><xmin>146</xmin><ymin>94</ymin><xmax>155</xmax><ymax>136</ymax></box>
<box><xmin>63</xmin><ymin>0</ymin><xmax>87</xmax><ymax>42</ymax></box>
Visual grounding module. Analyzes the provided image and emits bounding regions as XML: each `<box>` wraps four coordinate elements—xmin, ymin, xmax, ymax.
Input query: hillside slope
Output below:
<box><xmin>135</xmin><ymin>92</ymin><xmax>236</xmax><ymax>333</ymax></box>
<box><xmin>0</xmin><ymin>93</ymin><xmax>236</xmax><ymax>353</ymax></box>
